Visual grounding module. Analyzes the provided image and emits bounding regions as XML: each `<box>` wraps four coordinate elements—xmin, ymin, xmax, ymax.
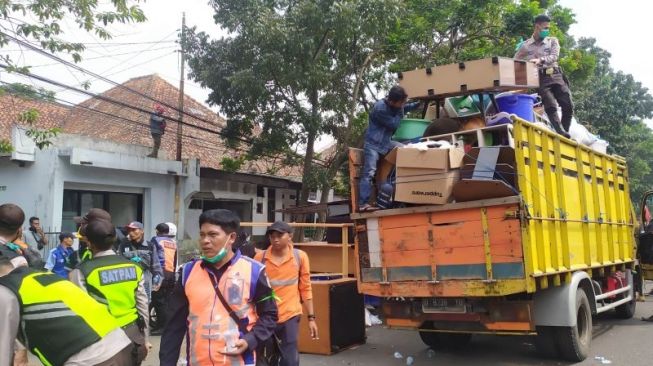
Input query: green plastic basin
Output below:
<box><xmin>393</xmin><ymin>118</ymin><xmax>431</xmax><ymax>141</ymax></box>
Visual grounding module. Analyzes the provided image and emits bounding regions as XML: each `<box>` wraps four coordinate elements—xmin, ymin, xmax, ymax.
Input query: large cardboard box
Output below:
<box><xmin>388</xmin><ymin>146</ymin><xmax>464</xmax><ymax>205</ymax></box>
<box><xmin>398</xmin><ymin>57</ymin><xmax>539</xmax><ymax>99</ymax></box>
<box><xmin>385</xmin><ymin>145</ymin><xmax>465</xmax><ymax>171</ymax></box>
<box><xmin>395</xmin><ymin>170</ymin><xmax>460</xmax><ymax>204</ymax></box>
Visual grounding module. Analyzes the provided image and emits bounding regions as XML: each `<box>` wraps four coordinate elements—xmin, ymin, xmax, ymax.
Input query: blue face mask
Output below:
<box><xmin>539</xmin><ymin>29</ymin><xmax>550</xmax><ymax>39</ymax></box>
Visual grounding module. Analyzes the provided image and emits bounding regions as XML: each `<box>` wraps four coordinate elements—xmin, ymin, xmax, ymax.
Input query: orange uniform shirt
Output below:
<box><xmin>255</xmin><ymin>247</ymin><xmax>312</xmax><ymax>324</ymax></box>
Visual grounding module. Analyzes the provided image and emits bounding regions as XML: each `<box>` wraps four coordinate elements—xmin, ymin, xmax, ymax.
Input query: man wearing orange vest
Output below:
<box><xmin>160</xmin><ymin>209</ymin><xmax>278</xmax><ymax>366</ymax></box>
<box><xmin>255</xmin><ymin>221</ymin><xmax>318</xmax><ymax>366</ymax></box>
<box><xmin>151</xmin><ymin>222</ymin><xmax>178</xmax><ymax>334</ymax></box>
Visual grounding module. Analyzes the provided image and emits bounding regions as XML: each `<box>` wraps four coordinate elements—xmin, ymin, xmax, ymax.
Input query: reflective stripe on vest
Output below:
<box><xmin>261</xmin><ymin>249</ymin><xmax>301</xmax><ymax>288</ymax></box>
<box><xmin>79</xmin><ymin>255</ymin><xmax>143</xmax><ymax>327</ymax></box>
<box><xmin>0</xmin><ymin>267</ymin><xmax>120</xmax><ymax>366</ymax></box>
<box><xmin>159</xmin><ymin>238</ymin><xmax>177</xmax><ymax>273</ymax></box>
<box><xmin>184</xmin><ymin>258</ymin><xmax>260</xmax><ymax>366</ymax></box>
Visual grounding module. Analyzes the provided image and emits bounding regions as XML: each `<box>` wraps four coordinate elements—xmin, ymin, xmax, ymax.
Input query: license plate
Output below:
<box><xmin>422</xmin><ymin>298</ymin><xmax>466</xmax><ymax>313</ymax></box>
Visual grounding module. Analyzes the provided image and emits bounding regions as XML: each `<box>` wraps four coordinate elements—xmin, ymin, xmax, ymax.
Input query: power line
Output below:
<box><xmin>1</xmin><ymin>41</ymin><xmax>178</xmax><ymax>51</ymax></box>
<box><xmin>0</xmin><ymin>80</ymin><xmax>302</xmax><ymax>169</ymax></box>
<box><xmin>1</xmin><ymin>31</ymin><xmax>232</xmax><ymax>132</ymax></box>
<box><xmin>0</xmin><ymin>34</ymin><xmax>328</xmax><ymax>166</ymax></box>
<box><xmin>29</xmin><ymin>46</ymin><xmax>178</xmax><ymax>67</ymax></box>
<box><xmin>0</xmin><ymin>74</ymin><xmax>325</xmax><ymax>167</ymax></box>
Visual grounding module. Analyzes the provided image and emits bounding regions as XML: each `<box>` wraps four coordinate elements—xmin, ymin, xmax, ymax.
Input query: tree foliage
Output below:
<box><xmin>185</xmin><ymin>0</ymin><xmax>405</xmax><ymax>204</ymax></box>
<box><xmin>0</xmin><ymin>83</ymin><xmax>56</xmax><ymax>102</ymax></box>
<box><xmin>188</xmin><ymin>0</ymin><xmax>653</xmax><ymax>208</ymax></box>
<box><xmin>0</xmin><ymin>0</ymin><xmax>146</xmax><ymax>153</ymax></box>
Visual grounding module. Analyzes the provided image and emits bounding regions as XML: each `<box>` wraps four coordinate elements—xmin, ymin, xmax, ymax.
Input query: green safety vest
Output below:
<box><xmin>79</xmin><ymin>254</ymin><xmax>143</xmax><ymax>327</ymax></box>
<box><xmin>0</xmin><ymin>267</ymin><xmax>119</xmax><ymax>366</ymax></box>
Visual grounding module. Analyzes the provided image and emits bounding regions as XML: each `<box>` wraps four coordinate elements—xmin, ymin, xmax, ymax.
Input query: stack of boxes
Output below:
<box><xmin>384</xmin><ymin>144</ymin><xmax>465</xmax><ymax>205</ymax></box>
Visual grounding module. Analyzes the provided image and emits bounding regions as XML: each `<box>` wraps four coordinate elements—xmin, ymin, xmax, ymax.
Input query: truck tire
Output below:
<box><xmin>615</xmin><ymin>291</ymin><xmax>636</xmax><ymax>319</ymax></box>
<box><xmin>534</xmin><ymin>326</ymin><xmax>558</xmax><ymax>358</ymax></box>
<box><xmin>555</xmin><ymin>289</ymin><xmax>592</xmax><ymax>362</ymax></box>
<box><xmin>419</xmin><ymin>329</ymin><xmax>472</xmax><ymax>350</ymax></box>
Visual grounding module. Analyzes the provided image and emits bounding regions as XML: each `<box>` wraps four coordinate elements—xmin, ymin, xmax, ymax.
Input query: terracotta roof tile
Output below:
<box><xmin>1</xmin><ymin>75</ymin><xmax>303</xmax><ymax>180</ymax></box>
<box><xmin>0</xmin><ymin>94</ymin><xmax>71</xmax><ymax>142</ymax></box>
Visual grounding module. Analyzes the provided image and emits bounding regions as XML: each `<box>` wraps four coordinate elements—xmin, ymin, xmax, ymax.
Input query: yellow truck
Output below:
<box><xmin>349</xmin><ymin>116</ymin><xmax>637</xmax><ymax>362</ymax></box>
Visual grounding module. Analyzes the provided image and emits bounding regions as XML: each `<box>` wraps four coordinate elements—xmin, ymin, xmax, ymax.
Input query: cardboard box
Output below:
<box><xmin>398</xmin><ymin>57</ymin><xmax>539</xmax><ymax>99</ymax></box>
<box><xmin>387</xmin><ymin>146</ymin><xmax>464</xmax><ymax>205</ymax></box>
<box><xmin>395</xmin><ymin>170</ymin><xmax>460</xmax><ymax>205</ymax></box>
<box><xmin>385</xmin><ymin>145</ymin><xmax>465</xmax><ymax>171</ymax></box>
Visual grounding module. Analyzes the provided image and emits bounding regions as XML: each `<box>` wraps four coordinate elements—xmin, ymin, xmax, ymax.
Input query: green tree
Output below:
<box><xmin>0</xmin><ymin>0</ymin><xmax>146</xmax><ymax>153</ymax></box>
<box><xmin>185</xmin><ymin>0</ymin><xmax>405</xmax><ymax>207</ymax></box>
<box><xmin>565</xmin><ymin>38</ymin><xmax>653</xmax><ymax>201</ymax></box>
<box><xmin>0</xmin><ymin>83</ymin><xmax>56</xmax><ymax>102</ymax></box>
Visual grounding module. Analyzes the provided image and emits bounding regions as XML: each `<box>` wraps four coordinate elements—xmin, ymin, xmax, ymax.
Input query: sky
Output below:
<box><xmin>0</xmin><ymin>0</ymin><xmax>650</xmax><ymax>142</ymax></box>
<box><xmin>559</xmin><ymin>0</ymin><xmax>653</xmax><ymax>127</ymax></box>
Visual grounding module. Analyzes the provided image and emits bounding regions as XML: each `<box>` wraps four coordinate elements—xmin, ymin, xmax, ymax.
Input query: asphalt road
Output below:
<box><xmin>27</xmin><ymin>292</ymin><xmax>653</xmax><ymax>365</ymax></box>
<box><xmin>141</xmin><ymin>297</ymin><xmax>652</xmax><ymax>366</ymax></box>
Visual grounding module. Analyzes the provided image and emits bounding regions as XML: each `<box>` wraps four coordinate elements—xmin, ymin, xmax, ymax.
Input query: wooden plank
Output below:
<box><xmin>294</xmin><ymin>243</ymin><xmax>355</xmax><ymax>275</ymax></box>
<box><xmin>349</xmin><ymin>148</ymin><xmax>362</xmax><ymax>212</ymax></box>
<box><xmin>351</xmin><ymin>196</ymin><xmax>521</xmax><ymax>219</ymax></box>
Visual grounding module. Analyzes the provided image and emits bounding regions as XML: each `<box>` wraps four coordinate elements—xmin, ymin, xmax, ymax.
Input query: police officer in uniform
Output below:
<box><xmin>515</xmin><ymin>14</ymin><xmax>574</xmax><ymax>138</ymax></box>
<box><xmin>0</xmin><ymin>254</ymin><xmax>133</xmax><ymax>365</ymax></box>
<box><xmin>70</xmin><ymin>219</ymin><xmax>150</xmax><ymax>365</ymax></box>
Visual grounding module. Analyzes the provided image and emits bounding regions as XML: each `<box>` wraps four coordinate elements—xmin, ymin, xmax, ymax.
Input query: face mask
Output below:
<box><xmin>539</xmin><ymin>29</ymin><xmax>550</xmax><ymax>39</ymax></box>
<box><xmin>201</xmin><ymin>235</ymin><xmax>231</xmax><ymax>264</ymax></box>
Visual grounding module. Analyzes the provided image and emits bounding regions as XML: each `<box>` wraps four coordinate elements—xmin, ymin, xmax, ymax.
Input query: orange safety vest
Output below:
<box><xmin>183</xmin><ymin>255</ymin><xmax>262</xmax><ymax>366</ymax></box>
<box><xmin>159</xmin><ymin>238</ymin><xmax>177</xmax><ymax>273</ymax></box>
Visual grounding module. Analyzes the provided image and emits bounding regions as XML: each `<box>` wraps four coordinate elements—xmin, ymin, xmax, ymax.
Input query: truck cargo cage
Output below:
<box><xmin>349</xmin><ymin>117</ymin><xmax>635</xmax><ymax>298</ymax></box>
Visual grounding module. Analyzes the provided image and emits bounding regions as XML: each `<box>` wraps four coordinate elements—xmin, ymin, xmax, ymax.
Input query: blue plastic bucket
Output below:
<box><xmin>495</xmin><ymin>94</ymin><xmax>536</xmax><ymax>122</ymax></box>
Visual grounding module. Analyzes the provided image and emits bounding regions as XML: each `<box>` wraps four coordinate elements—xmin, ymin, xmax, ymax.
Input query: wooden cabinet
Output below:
<box><xmin>399</xmin><ymin>57</ymin><xmax>539</xmax><ymax>99</ymax></box>
<box><xmin>298</xmin><ymin>277</ymin><xmax>365</xmax><ymax>355</ymax></box>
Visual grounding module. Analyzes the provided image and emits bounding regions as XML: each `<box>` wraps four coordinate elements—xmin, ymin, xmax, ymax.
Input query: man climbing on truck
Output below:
<box><xmin>358</xmin><ymin>86</ymin><xmax>420</xmax><ymax>212</ymax></box>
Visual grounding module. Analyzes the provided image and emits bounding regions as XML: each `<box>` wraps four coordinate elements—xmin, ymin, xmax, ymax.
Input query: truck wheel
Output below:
<box><xmin>615</xmin><ymin>291</ymin><xmax>636</xmax><ymax>319</ymax></box>
<box><xmin>555</xmin><ymin>289</ymin><xmax>592</xmax><ymax>362</ymax></box>
<box><xmin>419</xmin><ymin>328</ymin><xmax>472</xmax><ymax>350</ymax></box>
<box><xmin>534</xmin><ymin>326</ymin><xmax>558</xmax><ymax>358</ymax></box>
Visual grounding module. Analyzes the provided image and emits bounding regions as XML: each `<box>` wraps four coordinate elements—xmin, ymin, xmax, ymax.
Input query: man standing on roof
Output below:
<box><xmin>255</xmin><ymin>221</ymin><xmax>318</xmax><ymax>366</ymax></box>
<box><xmin>148</xmin><ymin>104</ymin><xmax>166</xmax><ymax>158</ymax></box>
<box><xmin>515</xmin><ymin>14</ymin><xmax>573</xmax><ymax>138</ymax></box>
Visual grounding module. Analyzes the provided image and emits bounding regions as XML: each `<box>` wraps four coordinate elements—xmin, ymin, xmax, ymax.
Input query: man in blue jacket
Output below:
<box><xmin>358</xmin><ymin>86</ymin><xmax>419</xmax><ymax>211</ymax></box>
<box><xmin>44</xmin><ymin>232</ymin><xmax>76</xmax><ymax>278</ymax></box>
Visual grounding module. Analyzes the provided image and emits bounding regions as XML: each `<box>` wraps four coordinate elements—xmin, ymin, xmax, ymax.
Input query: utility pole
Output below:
<box><xmin>176</xmin><ymin>12</ymin><xmax>186</xmax><ymax>161</ymax></box>
<box><xmin>173</xmin><ymin>12</ymin><xmax>186</xmax><ymax>238</ymax></box>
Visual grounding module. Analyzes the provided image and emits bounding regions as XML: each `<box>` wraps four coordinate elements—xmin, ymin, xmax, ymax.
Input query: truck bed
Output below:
<box><xmin>349</xmin><ymin>118</ymin><xmax>635</xmax><ymax>298</ymax></box>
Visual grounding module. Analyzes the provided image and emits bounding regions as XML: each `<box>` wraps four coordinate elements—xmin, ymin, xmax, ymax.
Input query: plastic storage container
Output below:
<box><xmin>444</xmin><ymin>96</ymin><xmax>481</xmax><ymax>118</ymax></box>
<box><xmin>393</xmin><ymin>118</ymin><xmax>430</xmax><ymax>141</ymax></box>
<box><xmin>496</xmin><ymin>94</ymin><xmax>536</xmax><ymax>122</ymax></box>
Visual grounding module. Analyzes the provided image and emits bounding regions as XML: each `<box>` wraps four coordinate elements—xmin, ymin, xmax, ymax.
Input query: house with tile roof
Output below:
<box><xmin>0</xmin><ymin>75</ymin><xmax>302</xmax><ymax>243</ymax></box>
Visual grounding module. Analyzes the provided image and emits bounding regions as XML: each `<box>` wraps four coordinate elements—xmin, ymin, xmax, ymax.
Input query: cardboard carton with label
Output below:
<box><xmin>384</xmin><ymin>145</ymin><xmax>464</xmax><ymax>205</ymax></box>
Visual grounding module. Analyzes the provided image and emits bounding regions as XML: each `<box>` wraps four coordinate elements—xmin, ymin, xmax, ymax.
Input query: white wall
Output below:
<box><xmin>0</xmin><ymin>146</ymin><xmax>199</xmax><ymax>240</ymax></box>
